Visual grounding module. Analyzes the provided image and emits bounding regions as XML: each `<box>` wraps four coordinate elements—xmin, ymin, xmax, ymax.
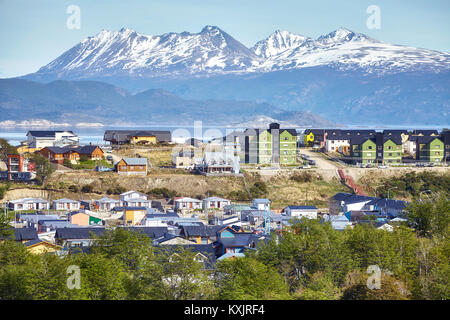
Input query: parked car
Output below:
<box><xmin>308</xmin><ymin>160</ymin><xmax>316</xmax><ymax>166</ymax></box>
<box><xmin>427</xmin><ymin>162</ymin><xmax>435</xmax><ymax>167</ymax></box>
<box><xmin>106</xmin><ymin>155</ymin><xmax>113</xmax><ymax>161</ymax></box>
<box><xmin>415</xmin><ymin>162</ymin><xmax>425</xmax><ymax>167</ymax></box>
<box><xmin>377</xmin><ymin>165</ymin><xmax>389</xmax><ymax>169</ymax></box>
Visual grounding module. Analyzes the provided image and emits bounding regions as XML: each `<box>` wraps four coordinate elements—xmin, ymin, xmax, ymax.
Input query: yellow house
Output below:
<box><xmin>17</xmin><ymin>143</ymin><xmax>41</xmax><ymax>154</ymax></box>
<box><xmin>120</xmin><ymin>207</ymin><xmax>147</xmax><ymax>226</ymax></box>
<box><xmin>129</xmin><ymin>133</ymin><xmax>157</xmax><ymax>144</ymax></box>
<box><xmin>24</xmin><ymin>239</ymin><xmax>63</xmax><ymax>255</ymax></box>
<box><xmin>305</xmin><ymin>132</ymin><xmax>315</xmax><ymax>146</ymax></box>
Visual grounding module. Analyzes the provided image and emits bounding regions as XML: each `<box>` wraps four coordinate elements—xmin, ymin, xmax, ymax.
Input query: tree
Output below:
<box><xmin>27</xmin><ymin>153</ymin><xmax>54</xmax><ymax>185</ymax></box>
<box><xmin>296</xmin><ymin>272</ymin><xmax>341</xmax><ymax>300</ymax></box>
<box><xmin>341</xmin><ymin>270</ymin><xmax>410</xmax><ymax>300</ymax></box>
<box><xmin>151</xmin><ymin>246</ymin><xmax>216</xmax><ymax>300</ymax></box>
<box><xmin>0</xmin><ymin>138</ymin><xmax>17</xmax><ymax>161</ymax></box>
<box><xmin>215</xmin><ymin>257</ymin><xmax>291</xmax><ymax>300</ymax></box>
<box><xmin>405</xmin><ymin>196</ymin><xmax>450</xmax><ymax>238</ymax></box>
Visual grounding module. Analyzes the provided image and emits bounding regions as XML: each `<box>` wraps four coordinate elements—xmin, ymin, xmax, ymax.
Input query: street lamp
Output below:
<box><xmin>387</xmin><ymin>187</ymin><xmax>398</xmax><ymax>199</ymax></box>
<box><xmin>373</xmin><ymin>185</ymin><xmax>384</xmax><ymax>198</ymax></box>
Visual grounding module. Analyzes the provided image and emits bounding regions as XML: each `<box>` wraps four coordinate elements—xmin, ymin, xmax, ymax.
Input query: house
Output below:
<box><xmin>203</xmin><ymin>197</ymin><xmax>231</xmax><ymax>210</ymax></box>
<box><xmin>441</xmin><ymin>130</ymin><xmax>450</xmax><ymax>162</ymax></box>
<box><xmin>0</xmin><ymin>227</ymin><xmax>38</xmax><ymax>243</ymax></box>
<box><xmin>179</xmin><ymin>225</ymin><xmax>217</xmax><ymax>244</ymax></box>
<box><xmin>38</xmin><ymin>145</ymin><xmax>104</xmax><ymax>164</ymax></box>
<box><xmin>104</xmin><ymin>130</ymin><xmax>171</xmax><ymax>145</ymax></box>
<box><xmin>252</xmin><ymin>199</ymin><xmax>270</xmax><ymax>211</ymax></box>
<box><xmin>17</xmin><ymin>214</ymin><xmax>60</xmax><ymax>230</ymax></box>
<box><xmin>375</xmin><ymin>133</ymin><xmax>403</xmax><ymax>165</ymax></box>
<box><xmin>0</xmin><ymin>154</ymin><xmax>36</xmax><ymax>181</ymax></box>
<box><xmin>53</xmin><ymin>198</ymin><xmax>81</xmax><ymax>211</ymax></box>
<box><xmin>283</xmin><ymin>205</ymin><xmax>318</xmax><ymax>219</ymax></box>
<box><xmin>116</xmin><ymin>158</ymin><xmax>148</xmax><ymax>175</ymax></box>
<box><xmin>362</xmin><ymin>198</ymin><xmax>409</xmax><ymax>218</ymax></box>
<box><xmin>119</xmin><ymin>226</ymin><xmax>169</xmax><ymax>239</ymax></box>
<box><xmin>54</xmin><ymin>227</ymin><xmax>106</xmax><ymax>247</ymax></box>
<box><xmin>157</xmin><ymin>244</ymin><xmax>217</xmax><ymax>270</ymax></box>
<box><xmin>24</xmin><ymin>239</ymin><xmax>63</xmax><ymax>255</ymax></box>
<box><xmin>322</xmin><ymin>214</ymin><xmax>352</xmax><ymax>231</ymax></box>
<box><xmin>153</xmin><ymin>233</ymin><xmax>197</xmax><ymax>245</ymax></box>
<box><xmin>37</xmin><ymin>220</ymin><xmax>76</xmax><ymax>233</ymax></box>
<box><xmin>415</xmin><ymin>136</ymin><xmax>444</xmax><ymax>163</ymax></box>
<box><xmin>120</xmin><ymin>190</ymin><xmax>151</xmax><ymax>208</ymax></box>
<box><xmin>329</xmin><ymin>193</ymin><xmax>374</xmax><ymax>215</ymax></box>
<box><xmin>128</xmin><ymin>132</ymin><xmax>157</xmax><ymax>144</ymax></box>
<box><xmin>8</xmin><ymin>198</ymin><xmax>49</xmax><ymax>211</ymax></box>
<box><xmin>243</xmin><ymin>124</ymin><xmax>298</xmax><ymax>164</ymax></box>
<box><xmin>174</xmin><ymin>197</ymin><xmax>203</xmax><ymax>211</ymax></box>
<box><xmin>95</xmin><ymin>197</ymin><xmax>120</xmax><ymax>211</ymax></box>
<box><xmin>215</xmin><ymin>226</ymin><xmax>263</xmax><ymax>257</ymax></box>
<box><xmin>350</xmin><ymin>136</ymin><xmax>376</xmax><ymax>165</ymax></box>
<box><xmin>112</xmin><ymin>207</ymin><xmax>148</xmax><ymax>226</ymax></box>
<box><xmin>325</xmin><ymin>136</ymin><xmax>350</xmax><ymax>154</ymax></box>
<box><xmin>26</xmin><ymin>130</ymin><xmax>79</xmax><ymax>149</ymax></box>
<box><xmin>196</xmin><ymin>150</ymin><xmax>240</xmax><ymax>175</ymax></box>
<box><xmin>172</xmin><ymin>149</ymin><xmax>196</xmax><ymax>168</ymax></box>
<box><xmin>223</xmin><ymin>204</ymin><xmax>252</xmax><ymax>217</ymax></box>
<box><xmin>68</xmin><ymin>211</ymin><xmax>103</xmax><ymax>226</ymax></box>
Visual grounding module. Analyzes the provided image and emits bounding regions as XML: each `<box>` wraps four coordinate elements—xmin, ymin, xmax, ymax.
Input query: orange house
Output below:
<box><xmin>38</xmin><ymin>145</ymin><xmax>104</xmax><ymax>164</ymax></box>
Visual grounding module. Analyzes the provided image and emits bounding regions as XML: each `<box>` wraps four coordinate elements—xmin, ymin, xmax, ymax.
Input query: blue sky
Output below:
<box><xmin>0</xmin><ymin>0</ymin><xmax>449</xmax><ymax>78</ymax></box>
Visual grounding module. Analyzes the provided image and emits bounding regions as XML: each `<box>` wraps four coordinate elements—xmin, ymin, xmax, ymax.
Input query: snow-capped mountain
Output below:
<box><xmin>33</xmin><ymin>26</ymin><xmax>450</xmax><ymax>79</ymax></box>
<box><xmin>251</xmin><ymin>30</ymin><xmax>310</xmax><ymax>58</ymax></box>
<box><xmin>38</xmin><ymin>26</ymin><xmax>260</xmax><ymax>78</ymax></box>
<box><xmin>255</xmin><ymin>27</ymin><xmax>450</xmax><ymax>73</ymax></box>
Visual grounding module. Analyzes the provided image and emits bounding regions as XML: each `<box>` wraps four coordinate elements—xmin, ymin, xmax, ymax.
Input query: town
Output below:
<box><xmin>0</xmin><ymin>123</ymin><xmax>448</xmax><ymax>300</ymax></box>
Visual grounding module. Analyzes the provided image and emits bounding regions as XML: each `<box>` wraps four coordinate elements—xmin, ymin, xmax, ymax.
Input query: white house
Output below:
<box><xmin>95</xmin><ymin>197</ymin><xmax>120</xmax><ymax>211</ymax></box>
<box><xmin>252</xmin><ymin>199</ymin><xmax>270</xmax><ymax>211</ymax></box>
<box><xmin>120</xmin><ymin>190</ymin><xmax>151</xmax><ymax>208</ymax></box>
<box><xmin>53</xmin><ymin>198</ymin><xmax>81</xmax><ymax>211</ymax></box>
<box><xmin>26</xmin><ymin>130</ymin><xmax>79</xmax><ymax>149</ymax></box>
<box><xmin>174</xmin><ymin>197</ymin><xmax>203</xmax><ymax>211</ymax></box>
<box><xmin>8</xmin><ymin>198</ymin><xmax>49</xmax><ymax>211</ymax></box>
<box><xmin>203</xmin><ymin>197</ymin><xmax>231</xmax><ymax>210</ymax></box>
<box><xmin>325</xmin><ymin>137</ymin><xmax>350</xmax><ymax>153</ymax></box>
<box><xmin>284</xmin><ymin>205</ymin><xmax>318</xmax><ymax>219</ymax></box>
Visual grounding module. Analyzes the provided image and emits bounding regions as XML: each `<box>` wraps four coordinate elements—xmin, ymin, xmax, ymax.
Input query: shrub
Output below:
<box><xmin>81</xmin><ymin>184</ymin><xmax>94</xmax><ymax>193</ymax></box>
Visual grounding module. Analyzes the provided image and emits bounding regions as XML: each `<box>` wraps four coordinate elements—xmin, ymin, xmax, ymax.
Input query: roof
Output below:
<box><xmin>27</xmin><ymin>131</ymin><xmax>75</xmax><ymax>138</ymax></box>
<box><xmin>285</xmin><ymin>205</ymin><xmax>318</xmax><ymax>210</ymax></box>
<box><xmin>55</xmin><ymin>227</ymin><xmax>106</xmax><ymax>240</ymax></box>
<box><xmin>120</xmin><ymin>226</ymin><xmax>168</xmax><ymax>239</ymax></box>
<box><xmin>175</xmin><ymin>197</ymin><xmax>202</xmax><ymax>203</ymax></box>
<box><xmin>112</xmin><ymin>206</ymin><xmax>148</xmax><ymax>211</ymax></box>
<box><xmin>155</xmin><ymin>244</ymin><xmax>217</xmax><ymax>269</ymax></box>
<box><xmin>96</xmin><ymin>197</ymin><xmax>120</xmax><ymax>203</ymax></box>
<box><xmin>252</xmin><ymin>199</ymin><xmax>270</xmax><ymax>204</ymax></box>
<box><xmin>203</xmin><ymin>197</ymin><xmax>230</xmax><ymax>202</ymax></box>
<box><xmin>181</xmin><ymin>225</ymin><xmax>210</xmax><ymax>237</ymax></box>
<box><xmin>219</xmin><ymin>232</ymin><xmax>263</xmax><ymax>248</ymax></box>
<box><xmin>9</xmin><ymin>198</ymin><xmax>49</xmax><ymax>204</ymax></box>
<box><xmin>122</xmin><ymin>158</ymin><xmax>148</xmax><ymax>165</ymax></box>
<box><xmin>0</xmin><ymin>227</ymin><xmax>39</xmax><ymax>241</ymax></box>
<box><xmin>53</xmin><ymin>198</ymin><xmax>80</xmax><ymax>203</ymax></box>
<box><xmin>24</xmin><ymin>239</ymin><xmax>62</xmax><ymax>249</ymax></box>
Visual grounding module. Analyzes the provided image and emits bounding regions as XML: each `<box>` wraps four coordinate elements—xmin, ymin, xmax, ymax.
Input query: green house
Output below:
<box><xmin>380</xmin><ymin>138</ymin><xmax>402</xmax><ymax>164</ymax></box>
<box><xmin>279</xmin><ymin>129</ymin><xmax>297</xmax><ymax>164</ymax></box>
<box><xmin>351</xmin><ymin>137</ymin><xmax>376</xmax><ymax>164</ymax></box>
<box><xmin>257</xmin><ymin>130</ymin><xmax>272</xmax><ymax>164</ymax></box>
<box><xmin>416</xmin><ymin>137</ymin><xmax>444</xmax><ymax>163</ymax></box>
<box><xmin>243</xmin><ymin>123</ymin><xmax>298</xmax><ymax>165</ymax></box>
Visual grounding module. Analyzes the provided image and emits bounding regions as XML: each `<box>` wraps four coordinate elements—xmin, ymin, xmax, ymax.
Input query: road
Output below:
<box><xmin>299</xmin><ymin>149</ymin><xmax>341</xmax><ymax>181</ymax></box>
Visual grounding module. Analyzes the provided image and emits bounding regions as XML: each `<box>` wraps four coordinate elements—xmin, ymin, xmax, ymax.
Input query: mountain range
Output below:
<box><xmin>10</xmin><ymin>26</ymin><xmax>450</xmax><ymax>125</ymax></box>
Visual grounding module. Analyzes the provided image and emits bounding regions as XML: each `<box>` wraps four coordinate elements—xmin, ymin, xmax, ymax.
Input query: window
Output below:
<box><xmin>368</xmin><ymin>146</ymin><xmax>372</xmax><ymax>150</ymax></box>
